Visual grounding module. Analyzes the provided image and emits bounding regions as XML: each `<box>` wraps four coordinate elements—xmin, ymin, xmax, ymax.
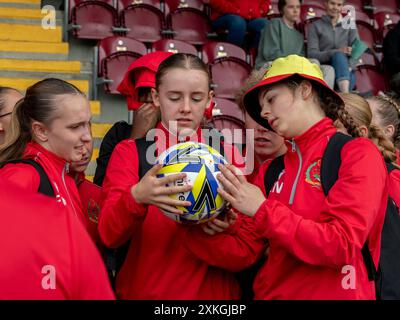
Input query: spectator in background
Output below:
<box><xmin>209</xmin><ymin>0</ymin><xmax>270</xmax><ymax>48</ymax></box>
<box><xmin>308</xmin><ymin>0</ymin><xmax>359</xmax><ymax>93</ymax></box>
<box><xmin>383</xmin><ymin>21</ymin><xmax>400</xmax><ymax>94</ymax></box>
<box><xmin>255</xmin><ymin>0</ymin><xmax>335</xmax><ymax>88</ymax></box>
<box><xmin>0</xmin><ymin>87</ymin><xmax>23</xmax><ymax>145</ymax></box>
<box><xmin>94</xmin><ymin>51</ymin><xmax>173</xmax><ymax>187</ymax></box>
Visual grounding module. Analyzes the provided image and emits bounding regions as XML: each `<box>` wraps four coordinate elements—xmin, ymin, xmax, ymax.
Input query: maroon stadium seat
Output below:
<box><xmin>356</xmin><ymin>50</ymin><xmax>381</xmax><ymax>68</ymax></box>
<box><xmin>374</xmin><ymin>12</ymin><xmax>400</xmax><ymax>39</ymax></box>
<box><xmin>355</xmin><ymin>65</ymin><xmax>388</xmax><ymax>95</ymax></box>
<box><xmin>370</xmin><ymin>0</ymin><xmax>400</xmax><ymax>14</ymax></box>
<box><xmin>201</xmin><ymin>41</ymin><xmax>247</xmax><ymax>64</ymax></box>
<box><xmin>119</xmin><ymin>0</ymin><xmax>166</xmax><ymax>43</ymax></box>
<box><xmin>300</xmin><ymin>4</ymin><xmax>325</xmax><ymax>23</ymax></box>
<box><xmin>345</xmin><ymin>0</ymin><xmax>374</xmax><ymax>13</ymax></box>
<box><xmin>266</xmin><ymin>2</ymin><xmax>281</xmax><ymax>19</ymax></box>
<box><xmin>206</xmin><ymin>115</ymin><xmax>246</xmax><ymax>147</ymax></box>
<box><xmin>70</xmin><ymin>0</ymin><xmax>120</xmax><ymax>40</ymax></box>
<box><xmin>164</xmin><ymin>0</ymin><xmax>205</xmax><ymax>13</ymax></box>
<box><xmin>356</xmin><ymin>21</ymin><xmax>379</xmax><ymax>50</ymax></box>
<box><xmin>97</xmin><ymin>36</ymin><xmax>147</xmax><ymax>94</ymax></box>
<box><xmin>166</xmin><ymin>8</ymin><xmax>213</xmax><ymax>45</ymax></box>
<box><xmin>210</xmin><ymin>57</ymin><xmax>252</xmax><ymax>100</ymax></box>
<box><xmin>212</xmin><ymin>98</ymin><xmax>245</xmax><ymax>121</ymax></box>
<box><xmin>151</xmin><ymin>39</ymin><xmax>198</xmax><ymax>55</ymax></box>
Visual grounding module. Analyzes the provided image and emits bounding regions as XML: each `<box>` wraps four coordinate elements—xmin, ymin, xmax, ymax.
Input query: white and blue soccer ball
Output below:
<box><xmin>156</xmin><ymin>142</ymin><xmax>227</xmax><ymax>224</ymax></box>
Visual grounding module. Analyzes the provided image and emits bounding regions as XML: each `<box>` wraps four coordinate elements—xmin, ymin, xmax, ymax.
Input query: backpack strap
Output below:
<box><xmin>1</xmin><ymin>159</ymin><xmax>54</xmax><ymax>197</ymax></box>
<box><xmin>321</xmin><ymin>132</ymin><xmax>377</xmax><ymax>282</ymax></box>
<box><xmin>135</xmin><ymin>138</ymin><xmax>156</xmax><ymax>179</ymax></box>
<box><xmin>264</xmin><ymin>155</ymin><xmax>285</xmax><ymax>197</ymax></box>
<box><xmin>320</xmin><ymin>132</ymin><xmax>354</xmax><ymax>195</ymax></box>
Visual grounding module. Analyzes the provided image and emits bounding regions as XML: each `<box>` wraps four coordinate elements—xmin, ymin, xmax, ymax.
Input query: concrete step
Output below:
<box><xmin>91</xmin><ymin>147</ymin><xmax>99</xmax><ymax>162</ymax></box>
<box><xmin>0</xmin><ymin>23</ymin><xmax>62</xmax><ymax>42</ymax></box>
<box><xmin>0</xmin><ymin>7</ymin><xmax>63</xmax><ymax>19</ymax></box>
<box><xmin>0</xmin><ymin>58</ymin><xmax>81</xmax><ymax>73</ymax></box>
<box><xmin>0</xmin><ymin>40</ymin><xmax>69</xmax><ymax>60</ymax></box>
<box><xmin>90</xmin><ymin>100</ymin><xmax>101</xmax><ymax>116</ymax></box>
<box><xmin>0</xmin><ymin>76</ymin><xmax>89</xmax><ymax>95</ymax></box>
<box><xmin>0</xmin><ymin>0</ymin><xmax>40</xmax><ymax>9</ymax></box>
<box><xmin>91</xmin><ymin>123</ymin><xmax>113</xmax><ymax>139</ymax></box>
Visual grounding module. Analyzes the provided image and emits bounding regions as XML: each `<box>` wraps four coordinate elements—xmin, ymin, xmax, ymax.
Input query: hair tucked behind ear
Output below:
<box><xmin>0</xmin><ymin>78</ymin><xmax>84</xmax><ymax>164</ymax></box>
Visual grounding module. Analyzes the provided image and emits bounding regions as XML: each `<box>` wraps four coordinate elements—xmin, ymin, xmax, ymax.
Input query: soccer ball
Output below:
<box><xmin>156</xmin><ymin>142</ymin><xmax>227</xmax><ymax>224</ymax></box>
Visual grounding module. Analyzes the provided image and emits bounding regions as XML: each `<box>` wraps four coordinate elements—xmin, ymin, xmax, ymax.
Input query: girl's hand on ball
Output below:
<box><xmin>217</xmin><ymin>164</ymin><xmax>266</xmax><ymax>217</ymax></box>
<box><xmin>201</xmin><ymin>209</ymin><xmax>238</xmax><ymax>235</ymax></box>
<box><xmin>131</xmin><ymin>164</ymin><xmax>192</xmax><ymax>214</ymax></box>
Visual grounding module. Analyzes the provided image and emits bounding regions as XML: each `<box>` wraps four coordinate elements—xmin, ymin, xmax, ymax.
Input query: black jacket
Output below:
<box><xmin>383</xmin><ymin>22</ymin><xmax>400</xmax><ymax>76</ymax></box>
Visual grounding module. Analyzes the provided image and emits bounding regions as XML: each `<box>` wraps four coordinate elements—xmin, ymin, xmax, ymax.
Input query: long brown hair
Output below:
<box><xmin>340</xmin><ymin>93</ymin><xmax>397</xmax><ymax>164</ymax></box>
<box><xmin>0</xmin><ymin>78</ymin><xmax>84</xmax><ymax>163</ymax></box>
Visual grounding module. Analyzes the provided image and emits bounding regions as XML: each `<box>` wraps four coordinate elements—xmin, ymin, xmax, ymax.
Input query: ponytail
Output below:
<box><xmin>369</xmin><ymin>124</ymin><xmax>397</xmax><ymax>163</ymax></box>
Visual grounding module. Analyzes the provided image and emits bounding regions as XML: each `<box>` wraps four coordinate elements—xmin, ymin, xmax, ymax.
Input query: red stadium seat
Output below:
<box><xmin>164</xmin><ymin>0</ymin><xmax>205</xmax><ymax>13</ymax></box>
<box><xmin>345</xmin><ymin>0</ymin><xmax>374</xmax><ymax>13</ymax></box>
<box><xmin>370</xmin><ymin>0</ymin><xmax>400</xmax><ymax>14</ymax></box>
<box><xmin>300</xmin><ymin>5</ymin><xmax>325</xmax><ymax>23</ymax></box>
<box><xmin>266</xmin><ymin>2</ymin><xmax>281</xmax><ymax>19</ymax></box>
<box><xmin>69</xmin><ymin>0</ymin><xmax>120</xmax><ymax>40</ymax></box>
<box><xmin>151</xmin><ymin>39</ymin><xmax>198</xmax><ymax>55</ymax></box>
<box><xmin>356</xmin><ymin>21</ymin><xmax>379</xmax><ymax>50</ymax></box>
<box><xmin>210</xmin><ymin>57</ymin><xmax>252</xmax><ymax>100</ymax></box>
<box><xmin>374</xmin><ymin>12</ymin><xmax>400</xmax><ymax>39</ymax></box>
<box><xmin>355</xmin><ymin>65</ymin><xmax>388</xmax><ymax>95</ymax></box>
<box><xmin>166</xmin><ymin>8</ymin><xmax>213</xmax><ymax>45</ymax></box>
<box><xmin>206</xmin><ymin>115</ymin><xmax>246</xmax><ymax>147</ymax></box>
<box><xmin>356</xmin><ymin>50</ymin><xmax>381</xmax><ymax>69</ymax></box>
<box><xmin>96</xmin><ymin>36</ymin><xmax>147</xmax><ymax>95</ymax></box>
<box><xmin>119</xmin><ymin>0</ymin><xmax>166</xmax><ymax>43</ymax></box>
<box><xmin>212</xmin><ymin>98</ymin><xmax>245</xmax><ymax>121</ymax></box>
<box><xmin>201</xmin><ymin>41</ymin><xmax>247</xmax><ymax>64</ymax></box>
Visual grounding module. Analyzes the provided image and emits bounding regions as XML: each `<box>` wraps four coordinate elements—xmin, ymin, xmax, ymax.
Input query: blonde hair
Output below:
<box><xmin>368</xmin><ymin>94</ymin><xmax>400</xmax><ymax>148</ymax></box>
<box><xmin>340</xmin><ymin>93</ymin><xmax>397</xmax><ymax>164</ymax></box>
<box><xmin>0</xmin><ymin>78</ymin><xmax>84</xmax><ymax>163</ymax></box>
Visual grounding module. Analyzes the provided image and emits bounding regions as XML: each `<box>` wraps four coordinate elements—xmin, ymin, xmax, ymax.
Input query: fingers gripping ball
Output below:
<box><xmin>157</xmin><ymin>142</ymin><xmax>227</xmax><ymax>224</ymax></box>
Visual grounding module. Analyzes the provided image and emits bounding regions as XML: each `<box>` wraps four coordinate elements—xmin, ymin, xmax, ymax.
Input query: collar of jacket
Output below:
<box><xmin>285</xmin><ymin>117</ymin><xmax>337</xmax><ymax>153</ymax></box>
<box><xmin>321</xmin><ymin>14</ymin><xmax>343</xmax><ymax>27</ymax></box>
<box><xmin>23</xmin><ymin>141</ymin><xmax>68</xmax><ymax>172</ymax></box>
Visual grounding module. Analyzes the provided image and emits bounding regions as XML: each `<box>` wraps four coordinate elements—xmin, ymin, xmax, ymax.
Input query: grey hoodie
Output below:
<box><xmin>307</xmin><ymin>15</ymin><xmax>359</xmax><ymax>67</ymax></box>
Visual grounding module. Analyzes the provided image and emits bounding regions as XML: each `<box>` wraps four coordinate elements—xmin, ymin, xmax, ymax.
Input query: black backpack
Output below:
<box><xmin>238</xmin><ymin>132</ymin><xmax>400</xmax><ymax>300</ymax></box>
<box><xmin>105</xmin><ymin>132</ymin><xmax>225</xmax><ymax>288</ymax></box>
<box><xmin>0</xmin><ymin>159</ymin><xmax>54</xmax><ymax>197</ymax></box>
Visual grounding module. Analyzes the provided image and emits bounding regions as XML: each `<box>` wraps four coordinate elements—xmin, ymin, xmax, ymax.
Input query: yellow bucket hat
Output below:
<box><xmin>243</xmin><ymin>55</ymin><xmax>344</xmax><ymax>130</ymax></box>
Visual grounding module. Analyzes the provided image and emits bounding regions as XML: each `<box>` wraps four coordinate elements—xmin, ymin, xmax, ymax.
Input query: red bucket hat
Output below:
<box><xmin>117</xmin><ymin>51</ymin><xmax>173</xmax><ymax>110</ymax></box>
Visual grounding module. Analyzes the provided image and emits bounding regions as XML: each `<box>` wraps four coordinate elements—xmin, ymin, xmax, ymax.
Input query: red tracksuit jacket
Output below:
<box><xmin>98</xmin><ymin>122</ymin><xmax>264</xmax><ymax>299</ymax></box>
<box><xmin>210</xmin><ymin>0</ymin><xmax>270</xmax><ymax>20</ymax></box>
<box><xmin>0</xmin><ymin>179</ymin><xmax>114</xmax><ymax>299</ymax></box>
<box><xmin>1</xmin><ymin>142</ymin><xmax>88</xmax><ymax>229</ymax></box>
<box><xmin>181</xmin><ymin>118</ymin><xmax>388</xmax><ymax>299</ymax></box>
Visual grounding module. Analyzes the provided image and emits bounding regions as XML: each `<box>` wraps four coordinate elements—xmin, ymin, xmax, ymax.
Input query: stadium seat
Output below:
<box><xmin>345</xmin><ymin>0</ymin><xmax>374</xmax><ymax>13</ymax></box>
<box><xmin>164</xmin><ymin>0</ymin><xmax>205</xmax><ymax>13</ymax></box>
<box><xmin>355</xmin><ymin>65</ymin><xmax>388</xmax><ymax>95</ymax></box>
<box><xmin>300</xmin><ymin>5</ymin><xmax>325</xmax><ymax>23</ymax></box>
<box><xmin>151</xmin><ymin>39</ymin><xmax>198</xmax><ymax>55</ymax></box>
<box><xmin>209</xmin><ymin>57</ymin><xmax>252</xmax><ymax>100</ymax></box>
<box><xmin>212</xmin><ymin>98</ymin><xmax>245</xmax><ymax>121</ymax></box>
<box><xmin>95</xmin><ymin>36</ymin><xmax>147</xmax><ymax>96</ymax></box>
<box><xmin>206</xmin><ymin>114</ymin><xmax>246</xmax><ymax>147</ymax></box>
<box><xmin>201</xmin><ymin>42</ymin><xmax>247</xmax><ymax>64</ymax></box>
<box><xmin>266</xmin><ymin>2</ymin><xmax>281</xmax><ymax>19</ymax></box>
<box><xmin>356</xmin><ymin>21</ymin><xmax>379</xmax><ymax>51</ymax></box>
<box><xmin>166</xmin><ymin>8</ymin><xmax>214</xmax><ymax>45</ymax></box>
<box><xmin>374</xmin><ymin>12</ymin><xmax>400</xmax><ymax>39</ymax></box>
<box><xmin>119</xmin><ymin>0</ymin><xmax>166</xmax><ymax>43</ymax></box>
<box><xmin>370</xmin><ymin>0</ymin><xmax>400</xmax><ymax>14</ymax></box>
<box><xmin>356</xmin><ymin>50</ymin><xmax>381</xmax><ymax>68</ymax></box>
<box><xmin>69</xmin><ymin>0</ymin><xmax>120</xmax><ymax>40</ymax></box>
